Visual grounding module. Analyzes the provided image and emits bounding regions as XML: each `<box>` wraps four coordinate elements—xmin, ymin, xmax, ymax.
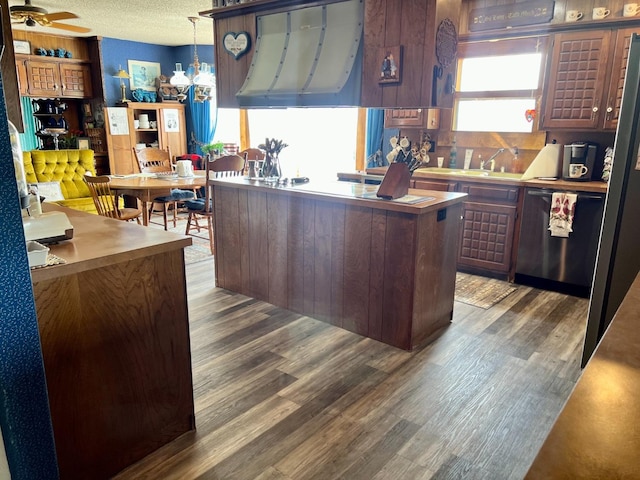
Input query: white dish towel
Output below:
<box><xmin>549</xmin><ymin>192</ymin><xmax>577</xmax><ymax>237</ymax></box>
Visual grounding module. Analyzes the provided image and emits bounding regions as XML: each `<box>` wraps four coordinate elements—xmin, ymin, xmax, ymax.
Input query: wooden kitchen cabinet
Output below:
<box><xmin>362</xmin><ymin>0</ymin><xmax>461</xmax><ymax>108</ymax></box>
<box><xmin>384</xmin><ymin>108</ymin><xmax>440</xmax><ymax>129</ymax></box>
<box><xmin>542</xmin><ymin>27</ymin><xmax>639</xmax><ymax>131</ymax></box>
<box><xmin>456</xmin><ymin>183</ymin><xmax>521</xmax><ymax>278</ymax></box>
<box><xmin>105</xmin><ymin>103</ymin><xmax>187</xmax><ymax>175</ymax></box>
<box><xmin>204</xmin><ymin>0</ymin><xmax>460</xmax><ymax>108</ymax></box>
<box><xmin>412</xmin><ymin>176</ymin><xmax>522</xmax><ymax>278</ymax></box>
<box><xmin>20</xmin><ymin>57</ymin><xmax>92</xmax><ymax>99</ymax></box>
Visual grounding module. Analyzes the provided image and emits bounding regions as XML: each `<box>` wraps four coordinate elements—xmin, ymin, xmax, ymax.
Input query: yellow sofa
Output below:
<box><xmin>23</xmin><ymin>149</ymin><xmax>97</xmax><ymax>213</ymax></box>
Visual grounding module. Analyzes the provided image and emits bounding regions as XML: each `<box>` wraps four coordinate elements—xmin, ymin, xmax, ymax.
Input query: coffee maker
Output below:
<box><xmin>562</xmin><ymin>142</ymin><xmax>597</xmax><ymax>182</ymax></box>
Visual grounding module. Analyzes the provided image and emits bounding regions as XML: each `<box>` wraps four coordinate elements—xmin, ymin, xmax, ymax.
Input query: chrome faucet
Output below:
<box><xmin>487</xmin><ymin>148</ymin><xmax>505</xmax><ymax>171</ymax></box>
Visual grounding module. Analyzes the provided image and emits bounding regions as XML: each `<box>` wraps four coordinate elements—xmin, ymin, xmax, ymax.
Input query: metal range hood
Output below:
<box><xmin>236</xmin><ymin>0</ymin><xmax>363</xmax><ymax>108</ymax></box>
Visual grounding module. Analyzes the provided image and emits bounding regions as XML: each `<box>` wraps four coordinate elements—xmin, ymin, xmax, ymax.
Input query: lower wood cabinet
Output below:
<box><xmin>413</xmin><ymin>177</ymin><xmax>522</xmax><ymax>279</ymax></box>
<box><xmin>458</xmin><ymin>201</ymin><xmax>517</xmax><ymax>275</ymax></box>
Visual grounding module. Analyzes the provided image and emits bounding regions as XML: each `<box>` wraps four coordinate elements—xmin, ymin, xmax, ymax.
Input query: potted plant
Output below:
<box><xmin>200</xmin><ymin>141</ymin><xmax>225</xmax><ymax>157</ymax></box>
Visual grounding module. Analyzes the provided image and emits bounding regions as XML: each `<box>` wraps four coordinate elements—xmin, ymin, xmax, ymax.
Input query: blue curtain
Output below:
<box><xmin>365</xmin><ymin>108</ymin><xmax>385</xmax><ymax>168</ymax></box>
<box><xmin>185</xmin><ymin>83</ymin><xmax>218</xmax><ymax>155</ymax></box>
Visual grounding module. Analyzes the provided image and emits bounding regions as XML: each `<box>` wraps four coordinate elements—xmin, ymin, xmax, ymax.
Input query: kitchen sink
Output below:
<box><xmin>418</xmin><ymin>167</ymin><xmax>522</xmax><ymax>180</ymax></box>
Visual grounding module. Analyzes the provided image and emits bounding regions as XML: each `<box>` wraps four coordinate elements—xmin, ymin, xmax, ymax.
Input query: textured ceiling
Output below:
<box><xmin>8</xmin><ymin>0</ymin><xmax>216</xmax><ymax>46</ymax></box>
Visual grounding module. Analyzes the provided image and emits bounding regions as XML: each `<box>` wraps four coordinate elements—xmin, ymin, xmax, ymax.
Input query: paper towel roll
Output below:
<box><xmin>521</xmin><ymin>144</ymin><xmax>562</xmax><ymax>180</ymax></box>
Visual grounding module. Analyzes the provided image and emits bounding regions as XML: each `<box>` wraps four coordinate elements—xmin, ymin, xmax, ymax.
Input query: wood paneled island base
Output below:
<box><xmin>211</xmin><ymin>178</ymin><xmax>466</xmax><ymax>350</ymax></box>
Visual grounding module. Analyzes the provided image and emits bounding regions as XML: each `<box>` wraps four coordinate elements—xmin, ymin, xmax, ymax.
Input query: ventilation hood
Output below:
<box><xmin>236</xmin><ymin>0</ymin><xmax>363</xmax><ymax>108</ymax></box>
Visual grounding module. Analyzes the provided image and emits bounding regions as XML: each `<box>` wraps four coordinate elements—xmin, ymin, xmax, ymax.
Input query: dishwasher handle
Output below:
<box><xmin>526</xmin><ymin>189</ymin><xmax>605</xmax><ymax>201</ymax></box>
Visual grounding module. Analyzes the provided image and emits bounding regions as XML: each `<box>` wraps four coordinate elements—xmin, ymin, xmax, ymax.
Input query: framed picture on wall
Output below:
<box><xmin>128</xmin><ymin>60</ymin><xmax>161</xmax><ymax>92</ymax></box>
<box><xmin>77</xmin><ymin>137</ymin><xmax>90</xmax><ymax>150</ymax></box>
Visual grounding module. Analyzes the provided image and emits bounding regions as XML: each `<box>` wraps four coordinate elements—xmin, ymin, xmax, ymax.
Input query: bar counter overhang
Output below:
<box><xmin>210</xmin><ymin>178</ymin><xmax>467</xmax><ymax>350</ymax></box>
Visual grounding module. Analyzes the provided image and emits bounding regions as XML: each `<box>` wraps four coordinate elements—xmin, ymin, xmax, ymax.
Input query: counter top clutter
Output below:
<box><xmin>209</xmin><ymin>177</ymin><xmax>466</xmax><ymax>350</ymax></box>
<box><xmin>363</xmin><ymin>166</ymin><xmax>608</xmax><ymax>193</ymax></box>
<box><xmin>30</xmin><ymin>204</ymin><xmax>195</xmax><ymax>480</ymax></box>
<box><xmin>525</xmin><ymin>271</ymin><xmax>640</xmax><ymax>478</ymax></box>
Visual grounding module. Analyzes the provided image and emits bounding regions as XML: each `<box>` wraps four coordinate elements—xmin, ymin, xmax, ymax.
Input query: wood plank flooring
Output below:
<box><xmin>114</xmin><ymin>258</ymin><xmax>588</xmax><ymax>480</ymax></box>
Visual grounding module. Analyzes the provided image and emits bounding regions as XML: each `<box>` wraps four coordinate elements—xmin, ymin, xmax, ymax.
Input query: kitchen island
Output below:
<box><xmin>30</xmin><ymin>204</ymin><xmax>195</xmax><ymax>480</ymax></box>
<box><xmin>210</xmin><ymin>178</ymin><xmax>466</xmax><ymax>350</ymax></box>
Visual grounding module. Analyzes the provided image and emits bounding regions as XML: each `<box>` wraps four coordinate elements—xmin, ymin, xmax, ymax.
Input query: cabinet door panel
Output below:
<box><xmin>60</xmin><ymin>63</ymin><xmax>92</xmax><ymax>98</ymax></box>
<box><xmin>542</xmin><ymin>31</ymin><xmax>611</xmax><ymax>129</ymax></box>
<box><xmin>26</xmin><ymin>60</ymin><xmax>61</xmax><ymax>97</ymax></box>
<box><xmin>604</xmin><ymin>28</ymin><xmax>640</xmax><ymax>131</ymax></box>
<box><xmin>458</xmin><ymin>201</ymin><xmax>516</xmax><ymax>274</ymax></box>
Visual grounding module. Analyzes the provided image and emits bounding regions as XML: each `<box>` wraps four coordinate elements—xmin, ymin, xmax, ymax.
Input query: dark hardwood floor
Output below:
<box><xmin>114</xmin><ymin>258</ymin><xmax>588</xmax><ymax>480</ymax></box>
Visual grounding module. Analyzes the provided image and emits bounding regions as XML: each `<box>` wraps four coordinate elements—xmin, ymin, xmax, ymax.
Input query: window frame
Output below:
<box><xmin>453</xmin><ymin>36</ymin><xmax>549</xmax><ymax>133</ymax></box>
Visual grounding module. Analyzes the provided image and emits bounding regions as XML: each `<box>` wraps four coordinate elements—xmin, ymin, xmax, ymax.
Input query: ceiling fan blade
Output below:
<box><xmin>47</xmin><ymin>22</ymin><xmax>91</xmax><ymax>33</ymax></box>
<box><xmin>43</xmin><ymin>12</ymin><xmax>78</xmax><ymax>22</ymax></box>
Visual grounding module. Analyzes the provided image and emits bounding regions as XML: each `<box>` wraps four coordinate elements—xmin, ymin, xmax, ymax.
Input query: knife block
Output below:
<box><xmin>376</xmin><ymin>162</ymin><xmax>410</xmax><ymax>199</ymax></box>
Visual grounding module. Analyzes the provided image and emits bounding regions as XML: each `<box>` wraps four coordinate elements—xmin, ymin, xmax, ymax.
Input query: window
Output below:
<box><xmin>453</xmin><ymin>38</ymin><xmax>547</xmax><ymax>133</ymax></box>
<box><xmin>248</xmin><ymin>108</ymin><xmax>359</xmax><ymax>181</ymax></box>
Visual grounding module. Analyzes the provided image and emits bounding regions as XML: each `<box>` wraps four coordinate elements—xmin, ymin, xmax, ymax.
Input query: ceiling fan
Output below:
<box><xmin>10</xmin><ymin>0</ymin><xmax>91</xmax><ymax>33</ymax></box>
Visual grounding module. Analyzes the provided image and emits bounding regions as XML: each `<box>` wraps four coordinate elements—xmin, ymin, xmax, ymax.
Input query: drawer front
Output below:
<box><xmin>414</xmin><ymin>179</ymin><xmax>458</xmax><ymax>192</ymax></box>
<box><xmin>458</xmin><ymin>183</ymin><xmax>520</xmax><ymax>203</ymax></box>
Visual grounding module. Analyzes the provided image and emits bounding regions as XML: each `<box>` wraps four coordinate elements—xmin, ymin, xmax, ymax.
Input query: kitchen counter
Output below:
<box><xmin>525</xmin><ymin>271</ymin><xmax>640</xmax><ymax>478</ymax></box>
<box><xmin>356</xmin><ymin>167</ymin><xmax>608</xmax><ymax>193</ymax></box>
<box><xmin>210</xmin><ymin>178</ymin><xmax>466</xmax><ymax>350</ymax></box>
<box><xmin>31</xmin><ymin>204</ymin><xmax>195</xmax><ymax>480</ymax></box>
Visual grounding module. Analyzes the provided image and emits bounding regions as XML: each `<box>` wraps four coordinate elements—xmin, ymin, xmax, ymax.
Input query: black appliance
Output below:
<box><xmin>562</xmin><ymin>142</ymin><xmax>597</xmax><ymax>181</ymax></box>
<box><xmin>583</xmin><ymin>34</ymin><xmax>640</xmax><ymax>366</ymax></box>
<box><xmin>515</xmin><ymin>187</ymin><xmax>605</xmax><ymax>298</ymax></box>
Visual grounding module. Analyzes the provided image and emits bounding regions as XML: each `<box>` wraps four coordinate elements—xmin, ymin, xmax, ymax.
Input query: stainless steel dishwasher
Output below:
<box><xmin>515</xmin><ymin>187</ymin><xmax>605</xmax><ymax>297</ymax></box>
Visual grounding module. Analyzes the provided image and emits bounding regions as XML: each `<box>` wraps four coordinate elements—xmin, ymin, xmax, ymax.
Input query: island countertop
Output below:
<box><xmin>209</xmin><ymin>176</ymin><xmax>467</xmax><ymax>215</ymax></box>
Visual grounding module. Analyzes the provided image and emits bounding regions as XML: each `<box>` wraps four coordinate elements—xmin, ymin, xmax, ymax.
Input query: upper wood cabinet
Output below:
<box><xmin>542</xmin><ymin>27</ymin><xmax>639</xmax><ymax>130</ymax></box>
<box><xmin>384</xmin><ymin>108</ymin><xmax>440</xmax><ymax>129</ymax></box>
<box><xmin>19</xmin><ymin>57</ymin><xmax>93</xmax><ymax>99</ymax></box>
<box><xmin>204</xmin><ymin>0</ymin><xmax>460</xmax><ymax>108</ymax></box>
<box><xmin>361</xmin><ymin>0</ymin><xmax>461</xmax><ymax>108</ymax></box>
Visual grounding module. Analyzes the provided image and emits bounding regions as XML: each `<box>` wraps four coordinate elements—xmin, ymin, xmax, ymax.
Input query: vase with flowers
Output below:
<box><xmin>258</xmin><ymin>137</ymin><xmax>288</xmax><ymax>183</ymax></box>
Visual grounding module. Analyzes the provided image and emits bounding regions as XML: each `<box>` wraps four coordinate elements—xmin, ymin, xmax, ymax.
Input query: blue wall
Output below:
<box><xmin>101</xmin><ymin>38</ymin><xmax>215</xmax><ymax>106</ymax></box>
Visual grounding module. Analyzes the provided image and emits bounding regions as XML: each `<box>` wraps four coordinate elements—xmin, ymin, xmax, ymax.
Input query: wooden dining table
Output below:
<box><xmin>109</xmin><ymin>172</ymin><xmax>207</xmax><ymax>226</ymax></box>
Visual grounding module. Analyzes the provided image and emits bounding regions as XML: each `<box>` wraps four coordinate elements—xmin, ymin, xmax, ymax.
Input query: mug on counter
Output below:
<box><xmin>592</xmin><ymin>7</ymin><xmax>610</xmax><ymax>19</ymax></box>
<box><xmin>569</xmin><ymin>164</ymin><xmax>589</xmax><ymax>178</ymax></box>
<box><xmin>624</xmin><ymin>3</ymin><xmax>640</xmax><ymax>16</ymax></box>
<box><xmin>565</xmin><ymin>9</ymin><xmax>583</xmax><ymax>21</ymax></box>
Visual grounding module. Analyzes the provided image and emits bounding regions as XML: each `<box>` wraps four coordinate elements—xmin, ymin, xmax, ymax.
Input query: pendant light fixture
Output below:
<box><xmin>170</xmin><ymin>16</ymin><xmax>215</xmax><ymax>103</ymax></box>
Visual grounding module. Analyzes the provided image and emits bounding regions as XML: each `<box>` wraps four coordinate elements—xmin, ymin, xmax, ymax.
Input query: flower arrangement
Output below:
<box><xmin>258</xmin><ymin>138</ymin><xmax>288</xmax><ymax>178</ymax></box>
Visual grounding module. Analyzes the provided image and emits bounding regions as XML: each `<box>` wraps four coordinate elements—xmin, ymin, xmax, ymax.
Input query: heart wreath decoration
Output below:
<box><xmin>525</xmin><ymin>109</ymin><xmax>536</xmax><ymax>122</ymax></box>
<box><xmin>223</xmin><ymin>31</ymin><xmax>251</xmax><ymax>60</ymax></box>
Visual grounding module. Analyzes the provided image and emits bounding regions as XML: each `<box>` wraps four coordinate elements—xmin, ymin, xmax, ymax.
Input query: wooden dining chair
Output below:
<box><xmin>84</xmin><ymin>174</ymin><xmax>142</xmax><ymax>223</ymax></box>
<box><xmin>133</xmin><ymin>147</ymin><xmax>196</xmax><ymax>230</ymax></box>
<box><xmin>184</xmin><ymin>154</ymin><xmax>245</xmax><ymax>255</ymax></box>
